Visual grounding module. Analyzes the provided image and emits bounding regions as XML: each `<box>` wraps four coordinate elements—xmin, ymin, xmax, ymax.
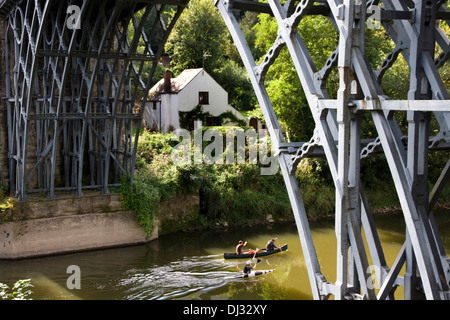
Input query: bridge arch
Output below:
<box><xmin>1</xmin><ymin>0</ymin><xmax>187</xmax><ymax>199</ymax></box>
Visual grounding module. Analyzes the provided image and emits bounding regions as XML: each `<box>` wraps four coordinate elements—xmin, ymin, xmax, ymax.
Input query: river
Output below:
<box><xmin>0</xmin><ymin>209</ymin><xmax>449</xmax><ymax>300</ymax></box>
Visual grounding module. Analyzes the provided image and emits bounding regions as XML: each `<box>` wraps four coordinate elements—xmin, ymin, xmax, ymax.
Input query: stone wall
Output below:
<box><xmin>157</xmin><ymin>194</ymin><xmax>200</xmax><ymax>235</ymax></box>
<box><xmin>0</xmin><ymin>211</ymin><xmax>154</xmax><ymax>259</ymax></box>
<box><xmin>0</xmin><ymin>193</ymin><xmax>157</xmax><ymax>259</ymax></box>
<box><xmin>3</xmin><ymin>192</ymin><xmax>125</xmax><ymax>221</ymax></box>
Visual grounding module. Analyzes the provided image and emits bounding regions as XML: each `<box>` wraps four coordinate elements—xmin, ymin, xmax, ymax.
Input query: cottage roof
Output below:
<box><xmin>147</xmin><ymin>68</ymin><xmax>204</xmax><ymax>102</ymax></box>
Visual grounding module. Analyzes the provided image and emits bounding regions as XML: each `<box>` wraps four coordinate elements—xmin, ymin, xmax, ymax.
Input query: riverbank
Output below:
<box><xmin>0</xmin><ymin>193</ymin><xmax>157</xmax><ymax>260</ymax></box>
<box><xmin>121</xmin><ymin>131</ymin><xmax>450</xmax><ymax>236</ymax></box>
<box><xmin>156</xmin><ymin>189</ymin><xmax>450</xmax><ymax>235</ymax></box>
<box><xmin>1</xmin><ymin>129</ymin><xmax>448</xmax><ymax>258</ymax></box>
<box><xmin>0</xmin><ymin>188</ymin><xmax>447</xmax><ymax>260</ymax></box>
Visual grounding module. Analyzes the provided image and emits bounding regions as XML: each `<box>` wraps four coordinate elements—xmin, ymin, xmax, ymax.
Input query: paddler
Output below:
<box><xmin>236</xmin><ymin>240</ymin><xmax>247</xmax><ymax>254</ymax></box>
<box><xmin>266</xmin><ymin>238</ymin><xmax>282</xmax><ymax>251</ymax></box>
<box><xmin>243</xmin><ymin>260</ymin><xmax>256</xmax><ymax>275</ymax></box>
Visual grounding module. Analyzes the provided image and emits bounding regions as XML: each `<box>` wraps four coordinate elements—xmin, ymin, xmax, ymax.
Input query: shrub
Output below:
<box><xmin>120</xmin><ymin>172</ymin><xmax>161</xmax><ymax>237</ymax></box>
<box><xmin>123</xmin><ymin>131</ymin><xmax>294</xmax><ymax>232</ymax></box>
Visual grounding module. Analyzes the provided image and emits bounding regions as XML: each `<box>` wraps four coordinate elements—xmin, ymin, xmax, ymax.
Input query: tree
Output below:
<box><xmin>165</xmin><ymin>0</ymin><xmax>229</xmax><ymax>75</ymax></box>
<box><xmin>212</xmin><ymin>60</ymin><xmax>256</xmax><ymax>111</ymax></box>
<box><xmin>165</xmin><ymin>0</ymin><xmax>256</xmax><ymax>111</ymax></box>
<box><xmin>253</xmin><ymin>14</ymin><xmax>339</xmax><ymax>141</ymax></box>
<box><xmin>252</xmin><ymin>13</ymin><xmax>416</xmax><ymax>142</ymax></box>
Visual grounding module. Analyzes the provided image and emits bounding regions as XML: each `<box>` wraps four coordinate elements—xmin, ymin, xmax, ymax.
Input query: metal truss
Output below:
<box><xmin>216</xmin><ymin>0</ymin><xmax>450</xmax><ymax>299</ymax></box>
<box><xmin>2</xmin><ymin>0</ymin><xmax>186</xmax><ymax>200</ymax></box>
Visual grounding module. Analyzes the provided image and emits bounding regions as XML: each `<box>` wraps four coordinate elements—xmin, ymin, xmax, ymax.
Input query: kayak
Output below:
<box><xmin>240</xmin><ymin>269</ymin><xmax>275</xmax><ymax>278</ymax></box>
<box><xmin>224</xmin><ymin>244</ymin><xmax>288</xmax><ymax>259</ymax></box>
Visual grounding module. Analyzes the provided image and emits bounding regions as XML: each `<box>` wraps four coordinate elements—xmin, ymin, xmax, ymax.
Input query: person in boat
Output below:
<box><xmin>243</xmin><ymin>260</ymin><xmax>256</xmax><ymax>274</ymax></box>
<box><xmin>246</xmin><ymin>248</ymin><xmax>263</xmax><ymax>254</ymax></box>
<box><xmin>236</xmin><ymin>240</ymin><xmax>247</xmax><ymax>254</ymax></box>
<box><xmin>266</xmin><ymin>238</ymin><xmax>282</xmax><ymax>251</ymax></box>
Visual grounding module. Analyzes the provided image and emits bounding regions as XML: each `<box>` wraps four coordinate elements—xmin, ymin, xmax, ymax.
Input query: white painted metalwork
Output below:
<box><xmin>216</xmin><ymin>0</ymin><xmax>450</xmax><ymax>300</ymax></box>
<box><xmin>1</xmin><ymin>0</ymin><xmax>449</xmax><ymax>301</ymax></box>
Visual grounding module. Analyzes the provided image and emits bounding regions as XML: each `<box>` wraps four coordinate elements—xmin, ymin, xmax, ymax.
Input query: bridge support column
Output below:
<box><xmin>217</xmin><ymin>0</ymin><xmax>450</xmax><ymax>300</ymax></box>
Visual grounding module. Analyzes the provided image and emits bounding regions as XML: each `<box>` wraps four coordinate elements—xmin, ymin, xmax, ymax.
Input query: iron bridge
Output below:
<box><xmin>215</xmin><ymin>0</ymin><xmax>450</xmax><ymax>300</ymax></box>
<box><xmin>0</xmin><ymin>0</ymin><xmax>187</xmax><ymax>199</ymax></box>
<box><xmin>0</xmin><ymin>0</ymin><xmax>450</xmax><ymax>300</ymax></box>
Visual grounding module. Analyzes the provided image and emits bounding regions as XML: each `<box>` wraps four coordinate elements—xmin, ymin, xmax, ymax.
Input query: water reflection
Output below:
<box><xmin>0</xmin><ymin>209</ymin><xmax>448</xmax><ymax>300</ymax></box>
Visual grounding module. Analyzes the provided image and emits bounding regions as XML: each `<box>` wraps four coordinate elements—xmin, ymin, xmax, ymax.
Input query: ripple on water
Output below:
<box><xmin>118</xmin><ymin>255</ymin><xmax>246</xmax><ymax>300</ymax></box>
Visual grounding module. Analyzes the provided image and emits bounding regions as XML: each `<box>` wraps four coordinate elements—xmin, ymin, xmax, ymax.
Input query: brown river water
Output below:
<box><xmin>0</xmin><ymin>209</ymin><xmax>449</xmax><ymax>300</ymax></box>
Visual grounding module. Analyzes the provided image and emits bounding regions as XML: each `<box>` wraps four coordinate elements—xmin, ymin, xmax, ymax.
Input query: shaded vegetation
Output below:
<box><xmin>120</xmin><ymin>130</ymin><xmax>450</xmax><ymax>236</ymax></box>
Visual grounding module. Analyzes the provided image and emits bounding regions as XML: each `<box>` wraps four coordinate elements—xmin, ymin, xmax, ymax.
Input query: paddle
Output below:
<box><xmin>252</xmin><ymin>250</ymin><xmax>259</xmax><ymax>269</ymax></box>
<box><xmin>274</xmin><ymin>238</ymin><xmax>284</xmax><ymax>253</ymax></box>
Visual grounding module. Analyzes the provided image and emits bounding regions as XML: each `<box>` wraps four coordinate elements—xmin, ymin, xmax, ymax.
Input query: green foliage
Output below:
<box><xmin>0</xmin><ymin>180</ymin><xmax>8</xmax><ymax>199</ymax></box>
<box><xmin>0</xmin><ymin>182</ymin><xmax>16</xmax><ymax>223</ymax></box>
<box><xmin>429</xmin><ymin>151</ymin><xmax>450</xmax><ymax>183</ymax></box>
<box><xmin>179</xmin><ymin>105</ymin><xmax>213</xmax><ymax>129</ymax></box>
<box><xmin>179</xmin><ymin>105</ymin><xmax>247</xmax><ymax>130</ymax></box>
<box><xmin>122</xmin><ymin>131</ymin><xmax>208</xmax><ymax>235</ymax></box>
<box><xmin>120</xmin><ymin>172</ymin><xmax>160</xmax><ymax>237</ymax></box>
<box><xmin>295</xmin><ymin>159</ymin><xmax>335</xmax><ymax>218</ymax></box>
<box><xmin>135</xmin><ymin>130</ymin><xmax>179</xmax><ymax>169</ymax></box>
<box><xmin>253</xmin><ymin>14</ymin><xmax>339</xmax><ymax>141</ymax></box>
<box><xmin>0</xmin><ymin>197</ymin><xmax>16</xmax><ymax>223</ymax></box>
<box><xmin>217</xmin><ymin>111</ymin><xmax>247</xmax><ymax>127</ymax></box>
<box><xmin>210</xmin><ymin>60</ymin><xmax>257</xmax><ymax>111</ymax></box>
<box><xmin>199</xmin><ymin>163</ymin><xmax>291</xmax><ymax>223</ymax></box>
<box><xmin>165</xmin><ymin>0</ymin><xmax>228</xmax><ymax>74</ymax></box>
<box><xmin>127</xmin><ymin>9</ymin><xmax>167</xmax><ymax>99</ymax></box>
<box><xmin>122</xmin><ymin>131</ymin><xmax>295</xmax><ymax>233</ymax></box>
<box><xmin>0</xmin><ymin>279</ymin><xmax>34</xmax><ymax>300</ymax></box>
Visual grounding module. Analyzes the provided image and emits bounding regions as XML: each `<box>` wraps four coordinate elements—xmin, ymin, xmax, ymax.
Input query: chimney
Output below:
<box><xmin>164</xmin><ymin>70</ymin><xmax>172</xmax><ymax>93</ymax></box>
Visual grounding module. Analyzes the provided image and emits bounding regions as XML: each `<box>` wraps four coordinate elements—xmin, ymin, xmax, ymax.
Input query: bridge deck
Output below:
<box><xmin>0</xmin><ymin>0</ymin><xmax>188</xmax><ymax>18</ymax></box>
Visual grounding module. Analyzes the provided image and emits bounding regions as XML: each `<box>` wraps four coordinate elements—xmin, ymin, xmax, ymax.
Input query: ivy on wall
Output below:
<box><xmin>179</xmin><ymin>105</ymin><xmax>246</xmax><ymax>130</ymax></box>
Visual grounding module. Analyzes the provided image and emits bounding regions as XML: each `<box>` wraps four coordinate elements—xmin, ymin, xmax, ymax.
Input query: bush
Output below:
<box><xmin>135</xmin><ymin>130</ymin><xmax>179</xmax><ymax>169</ymax></box>
<box><xmin>296</xmin><ymin>158</ymin><xmax>335</xmax><ymax>218</ymax></box>
<box><xmin>127</xmin><ymin>128</ymin><xmax>448</xmax><ymax>234</ymax></box>
<box><xmin>122</xmin><ymin>130</ymin><xmax>294</xmax><ymax>233</ymax></box>
<box><xmin>120</xmin><ymin>172</ymin><xmax>161</xmax><ymax>237</ymax></box>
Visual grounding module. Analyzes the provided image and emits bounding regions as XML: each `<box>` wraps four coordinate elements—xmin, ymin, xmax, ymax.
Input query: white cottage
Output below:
<box><xmin>143</xmin><ymin>68</ymin><xmax>248</xmax><ymax>133</ymax></box>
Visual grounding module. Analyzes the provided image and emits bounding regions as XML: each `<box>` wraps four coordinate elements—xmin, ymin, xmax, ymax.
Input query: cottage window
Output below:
<box><xmin>199</xmin><ymin>91</ymin><xmax>209</xmax><ymax>105</ymax></box>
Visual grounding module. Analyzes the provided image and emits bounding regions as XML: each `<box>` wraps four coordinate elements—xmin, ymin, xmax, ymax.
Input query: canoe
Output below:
<box><xmin>240</xmin><ymin>269</ymin><xmax>275</xmax><ymax>278</ymax></box>
<box><xmin>224</xmin><ymin>244</ymin><xmax>288</xmax><ymax>259</ymax></box>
